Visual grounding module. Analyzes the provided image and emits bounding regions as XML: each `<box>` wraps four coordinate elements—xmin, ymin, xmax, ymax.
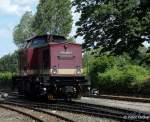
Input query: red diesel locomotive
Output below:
<box><xmin>12</xmin><ymin>34</ymin><xmax>88</xmax><ymax>100</ymax></box>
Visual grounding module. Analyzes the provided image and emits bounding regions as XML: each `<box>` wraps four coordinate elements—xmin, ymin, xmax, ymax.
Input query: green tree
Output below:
<box><xmin>32</xmin><ymin>0</ymin><xmax>72</xmax><ymax>37</ymax></box>
<box><xmin>0</xmin><ymin>51</ymin><xmax>19</xmax><ymax>73</ymax></box>
<box><xmin>13</xmin><ymin>12</ymin><xmax>34</xmax><ymax>47</ymax></box>
<box><xmin>67</xmin><ymin>36</ymin><xmax>76</xmax><ymax>43</ymax></box>
<box><xmin>73</xmin><ymin>0</ymin><xmax>150</xmax><ymax>56</ymax></box>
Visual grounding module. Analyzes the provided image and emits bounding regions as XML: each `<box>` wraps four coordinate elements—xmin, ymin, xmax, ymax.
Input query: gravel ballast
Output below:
<box><xmin>0</xmin><ymin>107</ymin><xmax>33</xmax><ymax>122</ymax></box>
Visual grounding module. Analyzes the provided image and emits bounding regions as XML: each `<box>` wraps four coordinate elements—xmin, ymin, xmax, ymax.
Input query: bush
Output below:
<box><xmin>87</xmin><ymin>54</ymin><xmax>150</xmax><ymax>96</ymax></box>
<box><xmin>89</xmin><ymin>55</ymin><xmax>116</xmax><ymax>87</ymax></box>
<box><xmin>98</xmin><ymin>65</ymin><xmax>149</xmax><ymax>94</ymax></box>
<box><xmin>141</xmin><ymin>78</ymin><xmax>150</xmax><ymax>96</ymax></box>
<box><xmin>98</xmin><ymin>66</ymin><xmax>124</xmax><ymax>93</ymax></box>
<box><xmin>124</xmin><ymin>65</ymin><xmax>149</xmax><ymax>88</ymax></box>
<box><xmin>0</xmin><ymin>72</ymin><xmax>13</xmax><ymax>89</ymax></box>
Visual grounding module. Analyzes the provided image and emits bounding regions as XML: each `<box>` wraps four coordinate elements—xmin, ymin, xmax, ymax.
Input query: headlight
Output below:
<box><xmin>52</xmin><ymin>69</ymin><xmax>57</xmax><ymax>74</ymax></box>
<box><xmin>76</xmin><ymin>66</ymin><xmax>81</xmax><ymax>75</ymax></box>
<box><xmin>43</xmin><ymin>88</ymin><xmax>47</xmax><ymax>91</ymax></box>
<box><xmin>52</xmin><ymin>66</ymin><xmax>57</xmax><ymax>74</ymax></box>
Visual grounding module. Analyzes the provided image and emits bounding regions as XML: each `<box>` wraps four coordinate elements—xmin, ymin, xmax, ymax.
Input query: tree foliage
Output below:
<box><xmin>0</xmin><ymin>72</ymin><xmax>13</xmax><ymax>89</ymax></box>
<box><xmin>13</xmin><ymin>12</ymin><xmax>34</xmax><ymax>47</ymax></box>
<box><xmin>13</xmin><ymin>0</ymin><xmax>73</xmax><ymax>47</ymax></box>
<box><xmin>73</xmin><ymin>0</ymin><xmax>150</xmax><ymax>56</ymax></box>
<box><xmin>67</xmin><ymin>36</ymin><xmax>76</xmax><ymax>43</ymax></box>
<box><xmin>84</xmin><ymin>53</ymin><xmax>150</xmax><ymax>95</ymax></box>
<box><xmin>32</xmin><ymin>0</ymin><xmax>72</xmax><ymax>37</ymax></box>
<box><xmin>0</xmin><ymin>51</ymin><xmax>18</xmax><ymax>73</ymax></box>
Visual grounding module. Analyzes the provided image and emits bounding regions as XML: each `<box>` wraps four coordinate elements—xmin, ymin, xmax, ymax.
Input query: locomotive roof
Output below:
<box><xmin>26</xmin><ymin>34</ymin><xmax>66</xmax><ymax>42</ymax></box>
<box><xmin>23</xmin><ymin>34</ymin><xmax>81</xmax><ymax>49</ymax></box>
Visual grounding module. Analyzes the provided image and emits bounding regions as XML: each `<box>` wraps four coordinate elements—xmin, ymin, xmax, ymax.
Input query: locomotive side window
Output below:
<box><xmin>42</xmin><ymin>49</ymin><xmax>50</xmax><ymax>69</ymax></box>
<box><xmin>31</xmin><ymin>38</ymin><xmax>46</xmax><ymax>48</ymax></box>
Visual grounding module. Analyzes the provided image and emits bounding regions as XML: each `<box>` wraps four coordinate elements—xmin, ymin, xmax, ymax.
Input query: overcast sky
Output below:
<box><xmin>0</xmin><ymin>0</ymin><xmax>80</xmax><ymax>58</ymax></box>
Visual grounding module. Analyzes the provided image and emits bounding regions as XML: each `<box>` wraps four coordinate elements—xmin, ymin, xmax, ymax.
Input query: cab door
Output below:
<box><xmin>42</xmin><ymin>48</ymin><xmax>50</xmax><ymax>69</ymax></box>
<box><xmin>39</xmin><ymin>47</ymin><xmax>50</xmax><ymax>74</ymax></box>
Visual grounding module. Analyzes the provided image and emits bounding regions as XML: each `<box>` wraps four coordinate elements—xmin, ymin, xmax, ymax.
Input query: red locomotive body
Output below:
<box><xmin>13</xmin><ymin>34</ymin><xmax>87</xmax><ymax>100</ymax></box>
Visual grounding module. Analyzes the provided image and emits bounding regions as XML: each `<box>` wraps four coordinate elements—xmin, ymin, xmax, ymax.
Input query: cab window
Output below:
<box><xmin>31</xmin><ymin>38</ymin><xmax>46</xmax><ymax>48</ymax></box>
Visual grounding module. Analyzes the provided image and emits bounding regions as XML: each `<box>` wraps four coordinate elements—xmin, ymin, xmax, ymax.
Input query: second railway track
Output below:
<box><xmin>87</xmin><ymin>94</ymin><xmax>150</xmax><ymax>103</ymax></box>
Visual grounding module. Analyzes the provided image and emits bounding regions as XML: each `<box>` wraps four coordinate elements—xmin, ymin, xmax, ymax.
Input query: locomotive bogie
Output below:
<box><xmin>13</xmin><ymin>75</ymin><xmax>85</xmax><ymax>99</ymax></box>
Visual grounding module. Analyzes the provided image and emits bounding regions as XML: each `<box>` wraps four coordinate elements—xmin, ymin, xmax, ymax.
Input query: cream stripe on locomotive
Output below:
<box><xmin>21</xmin><ymin>69</ymin><xmax>83</xmax><ymax>75</ymax></box>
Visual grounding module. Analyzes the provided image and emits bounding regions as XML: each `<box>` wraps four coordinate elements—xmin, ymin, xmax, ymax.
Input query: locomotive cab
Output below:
<box><xmin>13</xmin><ymin>34</ymin><xmax>88</xmax><ymax>100</ymax></box>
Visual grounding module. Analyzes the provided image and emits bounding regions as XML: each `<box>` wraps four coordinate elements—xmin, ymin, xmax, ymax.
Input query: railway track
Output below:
<box><xmin>0</xmin><ymin>100</ymin><xmax>74</xmax><ymax>122</ymax></box>
<box><xmin>0</xmin><ymin>104</ymin><xmax>43</xmax><ymax>122</ymax></box>
<box><xmin>1</xmin><ymin>90</ymin><xmax>150</xmax><ymax>122</ymax></box>
<box><xmin>69</xmin><ymin>101</ymin><xmax>150</xmax><ymax>122</ymax></box>
<box><xmin>3</xmin><ymin>98</ymin><xmax>150</xmax><ymax>122</ymax></box>
<box><xmin>87</xmin><ymin>95</ymin><xmax>150</xmax><ymax>103</ymax></box>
